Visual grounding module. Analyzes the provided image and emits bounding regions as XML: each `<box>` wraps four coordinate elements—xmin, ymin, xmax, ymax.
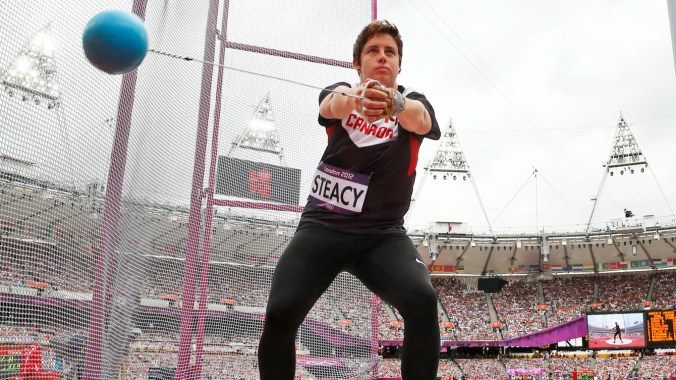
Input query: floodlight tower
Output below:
<box><xmin>585</xmin><ymin>114</ymin><xmax>648</xmax><ymax>236</ymax></box>
<box><xmin>411</xmin><ymin>119</ymin><xmax>470</xmax><ymax>208</ymax></box>
<box><xmin>227</xmin><ymin>93</ymin><xmax>286</xmax><ymax>166</ymax></box>
<box><xmin>409</xmin><ymin>119</ymin><xmax>494</xmax><ymax>236</ymax></box>
<box><xmin>1</xmin><ymin>23</ymin><xmax>61</xmax><ymax>109</ymax></box>
<box><xmin>428</xmin><ymin>120</ymin><xmax>470</xmax><ymax>181</ymax></box>
<box><xmin>0</xmin><ymin>23</ymin><xmax>75</xmax><ymax>189</ymax></box>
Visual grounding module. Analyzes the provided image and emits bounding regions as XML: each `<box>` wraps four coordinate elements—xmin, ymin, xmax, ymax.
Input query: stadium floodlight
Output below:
<box><xmin>606</xmin><ymin>116</ymin><xmax>647</xmax><ymax>172</ymax></box>
<box><xmin>228</xmin><ymin>94</ymin><xmax>285</xmax><ymax>165</ymax></box>
<box><xmin>428</xmin><ymin>120</ymin><xmax>470</xmax><ymax>175</ymax></box>
<box><xmin>427</xmin><ymin>234</ymin><xmax>438</xmax><ymax>260</ymax></box>
<box><xmin>1</xmin><ymin>23</ymin><xmax>61</xmax><ymax>109</ymax></box>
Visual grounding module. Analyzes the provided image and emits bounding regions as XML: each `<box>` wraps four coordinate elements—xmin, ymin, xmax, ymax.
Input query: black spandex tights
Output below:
<box><xmin>258</xmin><ymin>223</ymin><xmax>440</xmax><ymax>379</ymax></box>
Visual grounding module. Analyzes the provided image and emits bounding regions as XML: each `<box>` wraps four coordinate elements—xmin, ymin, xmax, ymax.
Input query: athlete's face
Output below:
<box><xmin>354</xmin><ymin>33</ymin><xmax>400</xmax><ymax>88</ymax></box>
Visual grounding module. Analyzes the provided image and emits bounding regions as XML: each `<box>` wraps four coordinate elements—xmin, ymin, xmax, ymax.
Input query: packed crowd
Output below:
<box><xmin>595</xmin><ymin>274</ymin><xmax>652</xmax><ymax>312</ymax></box>
<box><xmin>455</xmin><ymin>358</ymin><xmax>506</xmax><ymax>379</ymax></box>
<box><xmin>2</xmin><ymin>242</ymin><xmax>676</xmax><ymax>345</ymax></box>
<box><xmin>377</xmin><ymin>302</ymin><xmax>404</xmax><ymax>340</ymax></box>
<box><xmin>503</xmin><ymin>357</ymin><xmax>547</xmax><ymax>371</ymax></box>
<box><xmin>594</xmin><ymin>356</ymin><xmax>638</xmax><ymax>379</ymax></box>
<box><xmin>3</xmin><ymin>322</ymin><xmax>676</xmax><ymax>378</ymax></box>
<box><xmin>124</xmin><ymin>352</ymin><xmax>260</xmax><ymax>379</ymax></box>
<box><xmin>636</xmin><ymin>354</ymin><xmax>676</xmax><ymax>378</ymax></box>
<box><xmin>548</xmin><ymin>356</ymin><xmax>591</xmax><ymax>375</ymax></box>
<box><xmin>433</xmin><ymin>278</ymin><xmax>497</xmax><ymax>340</ymax></box>
<box><xmin>542</xmin><ymin>276</ymin><xmax>596</xmax><ymax>327</ymax></box>
<box><xmin>492</xmin><ymin>281</ymin><xmax>544</xmax><ymax>338</ymax></box>
<box><xmin>650</xmin><ymin>271</ymin><xmax>676</xmax><ymax>310</ymax></box>
<box><xmin>0</xmin><ymin>244</ymin><xmax>94</xmax><ymax>294</ymax></box>
<box><xmin>378</xmin><ymin>358</ymin><xmax>493</xmax><ymax>379</ymax></box>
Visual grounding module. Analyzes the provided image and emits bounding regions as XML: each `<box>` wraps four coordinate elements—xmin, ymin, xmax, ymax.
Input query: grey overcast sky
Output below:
<box><xmin>377</xmin><ymin>0</ymin><xmax>676</xmax><ymax>233</ymax></box>
<box><xmin>1</xmin><ymin>0</ymin><xmax>674</xmax><ymax>236</ymax></box>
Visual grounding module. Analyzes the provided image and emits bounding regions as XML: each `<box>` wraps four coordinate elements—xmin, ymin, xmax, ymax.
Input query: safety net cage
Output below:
<box><xmin>0</xmin><ymin>0</ymin><xmax>384</xmax><ymax>379</ymax></box>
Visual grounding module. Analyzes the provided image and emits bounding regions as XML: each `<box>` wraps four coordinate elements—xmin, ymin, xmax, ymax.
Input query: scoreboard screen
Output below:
<box><xmin>645</xmin><ymin>309</ymin><xmax>676</xmax><ymax>348</ymax></box>
<box><xmin>586</xmin><ymin>312</ymin><xmax>646</xmax><ymax>349</ymax></box>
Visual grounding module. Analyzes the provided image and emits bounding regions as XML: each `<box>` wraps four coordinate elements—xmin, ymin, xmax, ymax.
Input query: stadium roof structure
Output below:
<box><xmin>404</xmin><ymin>113</ymin><xmax>676</xmax><ymax>276</ymax></box>
<box><xmin>408</xmin><ymin>222</ymin><xmax>676</xmax><ymax>276</ymax></box>
<box><xmin>1</xmin><ymin>176</ymin><xmax>675</xmax><ymax>276</ymax></box>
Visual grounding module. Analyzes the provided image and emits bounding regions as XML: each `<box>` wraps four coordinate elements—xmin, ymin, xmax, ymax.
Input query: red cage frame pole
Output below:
<box><xmin>83</xmin><ymin>1</ymin><xmax>149</xmax><ymax>378</ymax></box>
<box><xmin>370</xmin><ymin>1</ymin><xmax>379</xmax><ymax>378</ymax></box>
<box><xmin>192</xmin><ymin>0</ymin><xmax>232</xmax><ymax>378</ymax></box>
<box><xmin>175</xmin><ymin>0</ymin><xmax>221</xmax><ymax>377</ymax></box>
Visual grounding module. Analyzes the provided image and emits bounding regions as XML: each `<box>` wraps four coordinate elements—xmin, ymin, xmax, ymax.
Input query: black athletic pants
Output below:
<box><xmin>614</xmin><ymin>330</ymin><xmax>622</xmax><ymax>341</ymax></box>
<box><xmin>258</xmin><ymin>222</ymin><xmax>440</xmax><ymax>379</ymax></box>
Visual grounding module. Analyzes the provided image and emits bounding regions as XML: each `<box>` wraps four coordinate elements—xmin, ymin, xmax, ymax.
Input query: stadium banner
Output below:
<box><xmin>507</xmin><ymin>265</ymin><xmax>523</xmax><ymax>273</ymax></box>
<box><xmin>428</xmin><ymin>265</ymin><xmax>462</xmax><ymax>273</ymax></box>
<box><xmin>570</xmin><ymin>264</ymin><xmax>595</xmax><ymax>272</ymax></box>
<box><xmin>595</xmin><ymin>261</ymin><xmax>630</xmax><ymax>271</ymax></box>
<box><xmin>548</xmin><ymin>264</ymin><xmax>562</xmax><ymax>273</ymax></box>
<box><xmin>631</xmin><ymin>260</ymin><xmax>651</xmax><ymax>268</ymax></box>
<box><xmin>508</xmin><ymin>265</ymin><xmax>540</xmax><ymax>273</ymax></box>
<box><xmin>650</xmin><ymin>258</ymin><xmax>670</xmax><ymax>267</ymax></box>
<box><xmin>26</xmin><ymin>280</ymin><xmax>47</xmax><ymax>289</ymax></box>
<box><xmin>215</xmin><ymin>156</ymin><xmax>301</xmax><ymax>205</ymax></box>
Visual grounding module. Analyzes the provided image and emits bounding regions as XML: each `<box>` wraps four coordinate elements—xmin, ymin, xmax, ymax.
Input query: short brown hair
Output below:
<box><xmin>353</xmin><ymin>20</ymin><xmax>403</xmax><ymax>67</ymax></box>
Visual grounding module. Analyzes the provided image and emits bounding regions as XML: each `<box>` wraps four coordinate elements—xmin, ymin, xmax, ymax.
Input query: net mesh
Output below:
<box><xmin>0</xmin><ymin>1</ymin><xmax>378</xmax><ymax>379</ymax></box>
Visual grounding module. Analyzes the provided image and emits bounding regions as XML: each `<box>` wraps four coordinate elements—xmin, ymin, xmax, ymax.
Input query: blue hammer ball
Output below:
<box><xmin>82</xmin><ymin>10</ymin><xmax>149</xmax><ymax>75</ymax></box>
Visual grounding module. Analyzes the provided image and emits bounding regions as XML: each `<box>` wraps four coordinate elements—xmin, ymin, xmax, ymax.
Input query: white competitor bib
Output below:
<box><xmin>308</xmin><ymin>162</ymin><xmax>370</xmax><ymax>215</ymax></box>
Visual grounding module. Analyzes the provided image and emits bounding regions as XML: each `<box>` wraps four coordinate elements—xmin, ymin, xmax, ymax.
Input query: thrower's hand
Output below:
<box><xmin>356</xmin><ymin>80</ymin><xmax>390</xmax><ymax>122</ymax></box>
<box><xmin>356</xmin><ymin>79</ymin><xmax>406</xmax><ymax>123</ymax></box>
